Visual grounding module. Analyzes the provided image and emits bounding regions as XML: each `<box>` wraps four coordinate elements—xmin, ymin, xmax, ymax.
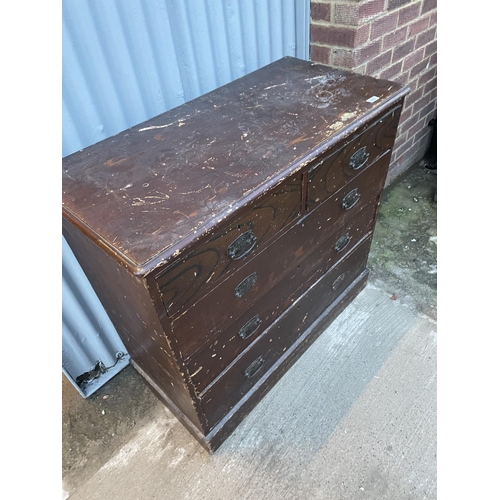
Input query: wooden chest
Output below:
<box><xmin>62</xmin><ymin>57</ymin><xmax>409</xmax><ymax>452</ymax></box>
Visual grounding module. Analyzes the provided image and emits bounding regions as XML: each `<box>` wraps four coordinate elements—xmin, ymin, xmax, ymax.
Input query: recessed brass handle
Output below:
<box><xmin>334</xmin><ymin>233</ymin><xmax>352</xmax><ymax>253</ymax></box>
<box><xmin>331</xmin><ymin>273</ymin><xmax>346</xmax><ymax>291</ymax></box>
<box><xmin>239</xmin><ymin>315</ymin><xmax>262</xmax><ymax>340</ymax></box>
<box><xmin>234</xmin><ymin>272</ymin><xmax>258</xmax><ymax>298</ymax></box>
<box><xmin>349</xmin><ymin>146</ymin><xmax>370</xmax><ymax>170</ymax></box>
<box><xmin>342</xmin><ymin>188</ymin><xmax>361</xmax><ymax>210</ymax></box>
<box><xmin>227</xmin><ymin>229</ymin><xmax>257</xmax><ymax>260</ymax></box>
<box><xmin>244</xmin><ymin>355</ymin><xmax>265</xmax><ymax>379</ymax></box>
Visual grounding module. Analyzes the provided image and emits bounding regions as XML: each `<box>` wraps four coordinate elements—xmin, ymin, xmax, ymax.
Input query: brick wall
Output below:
<box><xmin>310</xmin><ymin>0</ymin><xmax>437</xmax><ymax>182</ymax></box>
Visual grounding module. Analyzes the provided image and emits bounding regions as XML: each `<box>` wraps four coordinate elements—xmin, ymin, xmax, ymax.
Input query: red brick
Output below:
<box><xmin>388</xmin><ymin>0</ymin><xmax>412</xmax><ymax>10</ymax></box>
<box><xmin>311</xmin><ymin>24</ymin><xmax>358</xmax><ymax>47</ymax></box>
<box><xmin>393</xmin><ymin>129</ymin><xmax>408</xmax><ymax>150</ymax></box>
<box><xmin>379</xmin><ymin>61</ymin><xmax>403</xmax><ymax>81</ymax></box>
<box><xmin>419</xmin><ymin>67</ymin><xmax>437</xmax><ymax>86</ymax></box>
<box><xmin>334</xmin><ymin>3</ymin><xmax>358</xmax><ymax>26</ymax></box>
<box><xmin>410</xmin><ymin>58</ymin><xmax>430</xmax><ymax>79</ymax></box>
<box><xmin>394</xmin><ymin>137</ymin><xmax>414</xmax><ymax>160</ymax></box>
<box><xmin>395</xmin><ymin>146</ymin><xmax>416</xmax><ymax>165</ymax></box>
<box><xmin>423</xmin><ymin>106</ymin><xmax>437</xmax><ymax>123</ymax></box>
<box><xmin>425</xmin><ymin>40</ymin><xmax>437</xmax><ymax>57</ymax></box>
<box><xmin>404</xmin><ymin>87</ymin><xmax>424</xmax><ymax>108</ymax></box>
<box><xmin>399</xmin><ymin>107</ymin><xmax>412</xmax><ymax>125</ymax></box>
<box><xmin>414</xmin><ymin>135</ymin><xmax>430</xmax><ymax>153</ymax></box>
<box><xmin>419</xmin><ymin>100</ymin><xmax>436</xmax><ymax>120</ymax></box>
<box><xmin>355</xmin><ymin>40</ymin><xmax>382</xmax><ymax>64</ymax></box>
<box><xmin>311</xmin><ymin>2</ymin><xmax>331</xmax><ymax>22</ymax></box>
<box><xmin>383</xmin><ymin>26</ymin><xmax>408</xmax><ymax>50</ymax></box>
<box><xmin>395</xmin><ymin>127</ymin><xmax>408</xmax><ymax>142</ymax></box>
<box><xmin>366</xmin><ymin>49</ymin><xmax>393</xmax><ymax>75</ymax></box>
<box><xmin>424</xmin><ymin>76</ymin><xmax>437</xmax><ymax>94</ymax></box>
<box><xmin>393</xmin><ymin>39</ymin><xmax>416</xmax><ymax>62</ymax></box>
<box><xmin>398</xmin><ymin>3</ymin><xmax>421</xmax><ymax>27</ymax></box>
<box><xmin>331</xmin><ymin>47</ymin><xmax>356</xmax><ymax>68</ymax></box>
<box><xmin>311</xmin><ymin>24</ymin><xmax>370</xmax><ymax>49</ymax></box>
<box><xmin>407</xmin><ymin>77</ymin><xmax>420</xmax><ymax>93</ymax></box>
<box><xmin>408</xmin><ymin>16</ymin><xmax>430</xmax><ymax>38</ymax></box>
<box><xmin>412</xmin><ymin>93</ymin><xmax>432</xmax><ymax>114</ymax></box>
<box><xmin>359</xmin><ymin>0</ymin><xmax>386</xmax><ymax>20</ymax></box>
<box><xmin>407</xmin><ymin>117</ymin><xmax>427</xmax><ymax>141</ymax></box>
<box><xmin>415</xmin><ymin>27</ymin><xmax>436</xmax><ymax>50</ymax></box>
<box><xmin>430</xmin><ymin>11</ymin><xmax>437</xmax><ymax>26</ymax></box>
<box><xmin>414</xmin><ymin>122</ymin><xmax>432</xmax><ymax>143</ymax></box>
<box><xmin>403</xmin><ymin>47</ymin><xmax>425</xmax><ymax>72</ymax></box>
<box><xmin>400</xmin><ymin>113</ymin><xmax>420</xmax><ymax>135</ymax></box>
<box><xmin>356</xmin><ymin>24</ymin><xmax>371</xmax><ymax>45</ymax></box>
<box><xmin>394</xmin><ymin>71</ymin><xmax>410</xmax><ymax>85</ymax></box>
<box><xmin>422</xmin><ymin>0</ymin><xmax>437</xmax><ymax>14</ymax></box>
<box><xmin>370</xmin><ymin>12</ymin><xmax>399</xmax><ymax>40</ymax></box>
<box><xmin>310</xmin><ymin>44</ymin><xmax>331</xmax><ymax>65</ymax></box>
<box><xmin>429</xmin><ymin>53</ymin><xmax>437</xmax><ymax>67</ymax></box>
<box><xmin>354</xmin><ymin>63</ymin><xmax>368</xmax><ymax>75</ymax></box>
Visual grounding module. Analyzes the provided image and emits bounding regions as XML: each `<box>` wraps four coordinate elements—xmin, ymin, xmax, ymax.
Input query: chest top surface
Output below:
<box><xmin>62</xmin><ymin>57</ymin><xmax>408</xmax><ymax>274</ymax></box>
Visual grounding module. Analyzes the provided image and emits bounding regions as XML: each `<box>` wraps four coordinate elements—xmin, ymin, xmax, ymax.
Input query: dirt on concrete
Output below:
<box><xmin>62</xmin><ymin>365</ymin><xmax>164</xmax><ymax>495</ymax></box>
<box><xmin>368</xmin><ymin>162</ymin><xmax>437</xmax><ymax>320</ymax></box>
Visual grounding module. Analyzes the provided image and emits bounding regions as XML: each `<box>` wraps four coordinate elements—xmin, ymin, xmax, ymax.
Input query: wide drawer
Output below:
<box><xmin>198</xmin><ymin>235</ymin><xmax>372</xmax><ymax>430</ymax></box>
<box><xmin>307</xmin><ymin>105</ymin><xmax>402</xmax><ymax>210</ymax></box>
<box><xmin>171</xmin><ymin>151</ymin><xmax>390</xmax><ymax>358</ymax></box>
<box><xmin>186</xmin><ymin>215</ymin><xmax>376</xmax><ymax>395</ymax></box>
<box><xmin>156</xmin><ymin>174</ymin><xmax>302</xmax><ymax>317</ymax></box>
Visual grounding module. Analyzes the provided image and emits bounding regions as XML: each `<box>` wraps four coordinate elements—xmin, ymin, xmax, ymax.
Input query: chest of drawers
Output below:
<box><xmin>62</xmin><ymin>57</ymin><xmax>409</xmax><ymax>452</ymax></box>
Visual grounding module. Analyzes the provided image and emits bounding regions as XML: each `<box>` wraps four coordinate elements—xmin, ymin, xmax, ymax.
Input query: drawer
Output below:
<box><xmin>156</xmin><ymin>174</ymin><xmax>302</xmax><ymax>317</ymax></box>
<box><xmin>307</xmin><ymin>105</ymin><xmax>402</xmax><ymax>210</ymax></box>
<box><xmin>186</xmin><ymin>215</ymin><xmax>376</xmax><ymax>395</ymax></box>
<box><xmin>198</xmin><ymin>235</ymin><xmax>372</xmax><ymax>430</ymax></box>
<box><xmin>172</xmin><ymin>191</ymin><xmax>380</xmax><ymax>359</ymax></box>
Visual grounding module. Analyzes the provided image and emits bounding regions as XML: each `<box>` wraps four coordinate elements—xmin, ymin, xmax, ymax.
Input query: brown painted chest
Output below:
<box><xmin>62</xmin><ymin>57</ymin><xmax>409</xmax><ymax>452</ymax></box>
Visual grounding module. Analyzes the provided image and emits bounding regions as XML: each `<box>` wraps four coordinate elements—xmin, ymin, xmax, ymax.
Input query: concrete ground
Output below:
<box><xmin>62</xmin><ymin>161</ymin><xmax>437</xmax><ymax>500</ymax></box>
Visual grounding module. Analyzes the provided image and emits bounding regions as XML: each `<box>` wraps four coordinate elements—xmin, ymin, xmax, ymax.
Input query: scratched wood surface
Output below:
<box><xmin>186</xmin><ymin>208</ymin><xmax>377</xmax><ymax>395</ymax></box>
<box><xmin>199</xmin><ymin>244</ymin><xmax>372</xmax><ymax>430</ymax></box>
<box><xmin>172</xmin><ymin>182</ymin><xmax>383</xmax><ymax>360</ymax></box>
<box><xmin>156</xmin><ymin>174</ymin><xmax>302</xmax><ymax>317</ymax></box>
<box><xmin>62</xmin><ymin>56</ymin><xmax>407</xmax><ymax>273</ymax></box>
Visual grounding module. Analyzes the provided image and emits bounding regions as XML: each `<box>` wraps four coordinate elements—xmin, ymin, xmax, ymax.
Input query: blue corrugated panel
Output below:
<box><xmin>62</xmin><ymin>0</ymin><xmax>310</xmax><ymax>396</ymax></box>
<box><xmin>62</xmin><ymin>238</ymin><xmax>130</xmax><ymax>397</ymax></box>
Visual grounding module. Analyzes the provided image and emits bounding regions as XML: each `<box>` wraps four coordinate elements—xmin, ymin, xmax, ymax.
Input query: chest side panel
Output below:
<box><xmin>62</xmin><ymin>218</ymin><xmax>204</xmax><ymax>431</ymax></box>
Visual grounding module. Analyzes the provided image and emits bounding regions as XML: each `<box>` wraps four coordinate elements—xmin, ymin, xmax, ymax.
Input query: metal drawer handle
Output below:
<box><xmin>342</xmin><ymin>188</ymin><xmax>361</xmax><ymax>210</ymax></box>
<box><xmin>331</xmin><ymin>273</ymin><xmax>346</xmax><ymax>291</ymax></box>
<box><xmin>335</xmin><ymin>233</ymin><xmax>352</xmax><ymax>253</ymax></box>
<box><xmin>227</xmin><ymin>229</ymin><xmax>257</xmax><ymax>260</ymax></box>
<box><xmin>349</xmin><ymin>146</ymin><xmax>370</xmax><ymax>170</ymax></box>
<box><xmin>244</xmin><ymin>355</ymin><xmax>265</xmax><ymax>379</ymax></box>
<box><xmin>235</xmin><ymin>272</ymin><xmax>258</xmax><ymax>298</ymax></box>
<box><xmin>239</xmin><ymin>315</ymin><xmax>262</xmax><ymax>340</ymax></box>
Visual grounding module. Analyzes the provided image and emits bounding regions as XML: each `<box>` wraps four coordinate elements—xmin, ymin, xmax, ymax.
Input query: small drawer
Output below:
<box><xmin>198</xmin><ymin>235</ymin><xmax>373</xmax><ymax>430</ymax></box>
<box><xmin>172</xmin><ymin>194</ymin><xmax>379</xmax><ymax>359</ymax></box>
<box><xmin>307</xmin><ymin>105</ymin><xmax>402</xmax><ymax>210</ymax></box>
<box><xmin>156</xmin><ymin>174</ymin><xmax>302</xmax><ymax>317</ymax></box>
<box><xmin>186</xmin><ymin>209</ymin><xmax>377</xmax><ymax>395</ymax></box>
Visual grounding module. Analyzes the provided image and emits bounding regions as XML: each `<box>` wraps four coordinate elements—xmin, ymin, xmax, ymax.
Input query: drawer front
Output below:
<box><xmin>172</xmin><ymin>181</ymin><xmax>381</xmax><ymax>360</ymax></box>
<box><xmin>156</xmin><ymin>175</ymin><xmax>302</xmax><ymax>317</ymax></box>
<box><xmin>198</xmin><ymin>236</ymin><xmax>372</xmax><ymax>430</ymax></box>
<box><xmin>307</xmin><ymin>105</ymin><xmax>402</xmax><ymax>210</ymax></box>
<box><xmin>187</xmin><ymin>211</ymin><xmax>376</xmax><ymax>395</ymax></box>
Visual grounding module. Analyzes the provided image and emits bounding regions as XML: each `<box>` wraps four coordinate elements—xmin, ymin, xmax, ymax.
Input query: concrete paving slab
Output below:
<box><xmin>64</xmin><ymin>283</ymin><xmax>436</xmax><ymax>500</ymax></box>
